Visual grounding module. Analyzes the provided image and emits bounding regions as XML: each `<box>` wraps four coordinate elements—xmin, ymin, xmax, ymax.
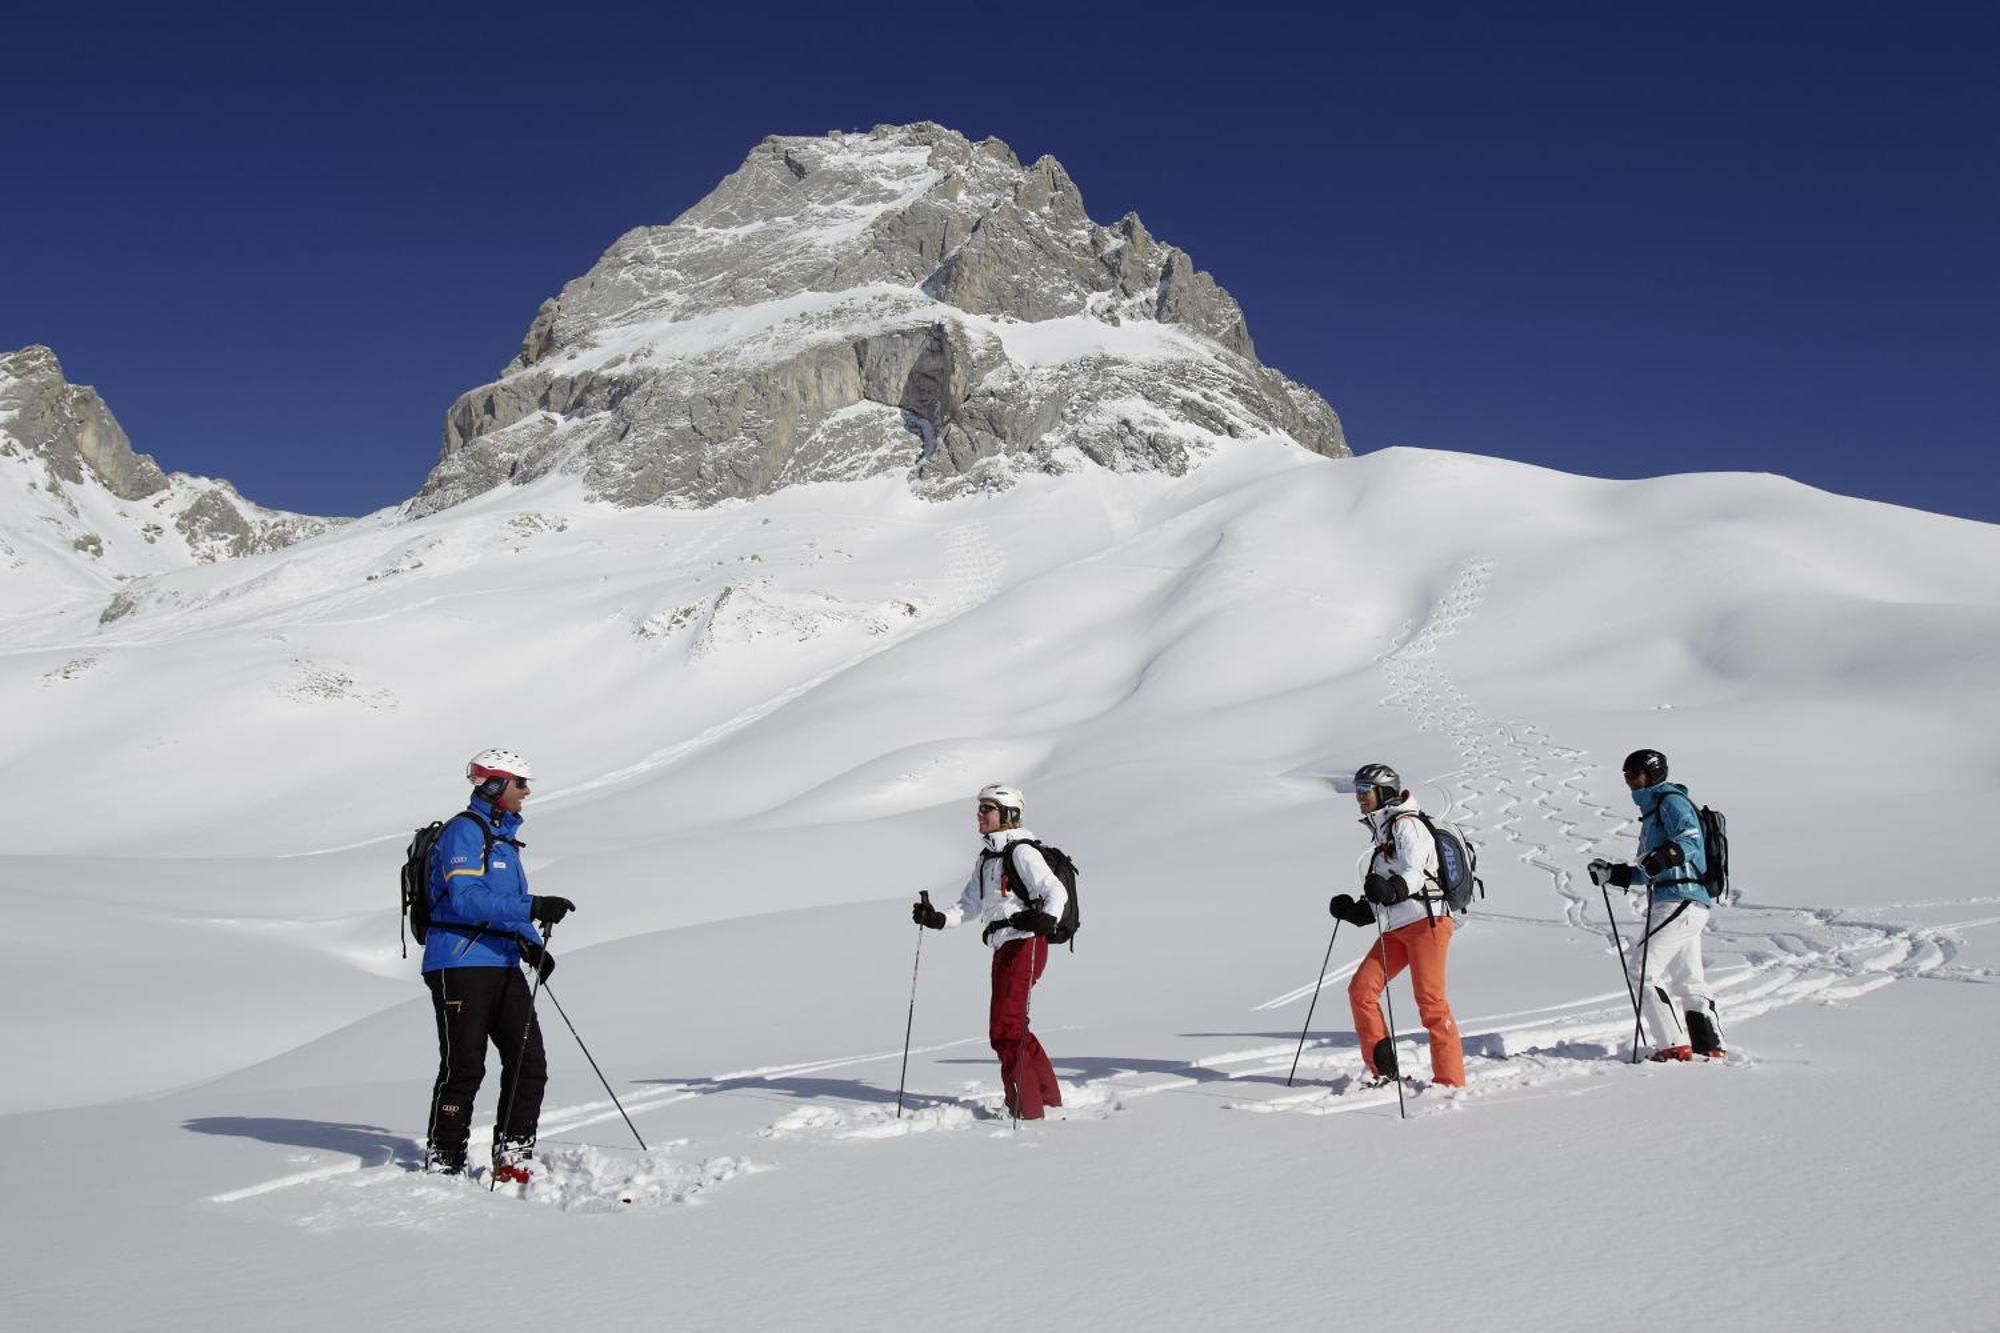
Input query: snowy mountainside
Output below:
<box><xmin>0</xmin><ymin>345</ymin><xmax>344</xmax><ymax>627</ymax></box>
<box><xmin>3</xmin><ymin>445</ymin><xmax>1997</xmax><ymax>1331</ymax></box>
<box><xmin>416</xmin><ymin>123</ymin><xmax>1346</xmax><ymax>513</ymax></box>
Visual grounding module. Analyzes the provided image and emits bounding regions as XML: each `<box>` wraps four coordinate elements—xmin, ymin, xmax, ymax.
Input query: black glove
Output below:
<box><xmin>1606</xmin><ymin>863</ymin><xmax>1636</xmax><ymax>889</ymax></box>
<box><xmin>1328</xmin><ymin>893</ymin><xmax>1373</xmax><ymax>926</ymax></box>
<box><xmin>1009</xmin><ymin>909</ymin><xmax>1056</xmax><ymax>937</ymax></box>
<box><xmin>1363</xmin><ymin>871</ymin><xmax>1408</xmax><ymax>907</ymax></box>
<box><xmin>912</xmin><ymin>898</ymin><xmax>946</xmax><ymax>930</ymax></box>
<box><xmin>1640</xmin><ymin>843</ymin><xmax>1685</xmax><ymax>876</ymax></box>
<box><xmin>518</xmin><ymin>940</ymin><xmax>555</xmax><ymax>983</ymax></box>
<box><xmin>531</xmin><ymin>896</ymin><xmax>575</xmax><ymax>927</ymax></box>
<box><xmin>1586</xmin><ymin>858</ymin><xmax>1614</xmax><ymax>887</ymax></box>
<box><xmin>982</xmin><ymin>918</ymin><xmax>1010</xmax><ymax>944</ymax></box>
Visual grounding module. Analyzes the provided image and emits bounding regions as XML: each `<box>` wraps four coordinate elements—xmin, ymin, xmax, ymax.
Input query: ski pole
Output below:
<box><xmin>1599</xmin><ymin>879</ymin><xmax>1643</xmax><ymax>1059</ymax></box>
<box><xmin>1375</xmin><ymin>914</ymin><xmax>1407</xmax><ymax>1120</ymax></box>
<box><xmin>1286</xmin><ymin>922</ymin><xmax>1342</xmax><ymax>1087</ymax></box>
<box><xmin>1632</xmin><ymin>900</ymin><xmax>1655</xmax><ymax>1064</ymax></box>
<box><xmin>493</xmin><ymin>922</ymin><xmax>555</xmax><ymax>1190</ymax></box>
<box><xmin>540</xmin><ymin>982</ymin><xmax>647</xmax><ymax>1152</ymax></box>
<box><xmin>895</xmin><ymin>892</ymin><xmax>929</xmax><ymax>1119</ymax></box>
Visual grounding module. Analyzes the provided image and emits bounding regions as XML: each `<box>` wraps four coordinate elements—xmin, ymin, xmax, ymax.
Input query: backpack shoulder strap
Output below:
<box><xmin>1001</xmin><ymin>840</ymin><xmax>1046</xmax><ymax>907</ymax></box>
<box><xmin>1387</xmin><ymin>811</ymin><xmax>1445</xmax><ymax>893</ymax></box>
<box><xmin>429</xmin><ymin>812</ymin><xmax>503</xmax><ymax>897</ymax></box>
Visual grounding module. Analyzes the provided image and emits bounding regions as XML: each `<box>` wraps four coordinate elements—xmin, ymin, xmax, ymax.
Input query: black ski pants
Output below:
<box><xmin>424</xmin><ymin>965</ymin><xmax>547</xmax><ymax>1160</ymax></box>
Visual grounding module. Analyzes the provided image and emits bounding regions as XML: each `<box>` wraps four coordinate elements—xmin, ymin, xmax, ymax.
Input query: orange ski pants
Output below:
<box><xmin>1348</xmin><ymin>915</ymin><xmax>1465</xmax><ymax>1087</ymax></box>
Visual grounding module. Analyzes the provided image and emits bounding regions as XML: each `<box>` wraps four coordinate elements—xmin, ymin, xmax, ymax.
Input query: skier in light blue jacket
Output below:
<box><xmin>1589</xmin><ymin>749</ymin><xmax>1724</xmax><ymax>1061</ymax></box>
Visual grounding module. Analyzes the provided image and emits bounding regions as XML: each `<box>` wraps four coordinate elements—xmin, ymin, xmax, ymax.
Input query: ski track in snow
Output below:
<box><xmin>213</xmin><ymin>549</ymin><xmax>1994</xmax><ymax>1224</ymax></box>
<box><xmin>1217</xmin><ymin>556</ymin><xmax>1985</xmax><ymax>1117</ymax></box>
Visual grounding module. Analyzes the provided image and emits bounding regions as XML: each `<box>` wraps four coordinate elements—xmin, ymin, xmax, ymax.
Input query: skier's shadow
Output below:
<box><xmin>632</xmin><ymin>1074</ymin><xmax>910</xmax><ymax>1108</ymax></box>
<box><xmin>183</xmin><ymin>1117</ymin><xmax>419</xmax><ymax>1168</ymax></box>
<box><xmin>936</xmin><ymin>1050</ymin><xmax>1324</xmax><ymax>1091</ymax></box>
<box><xmin>1057</xmin><ymin>1053</ymin><xmax>1315</xmax><ymax>1091</ymax></box>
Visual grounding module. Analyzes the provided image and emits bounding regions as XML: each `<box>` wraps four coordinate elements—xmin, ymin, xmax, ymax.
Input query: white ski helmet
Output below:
<box><xmin>467</xmin><ymin>748</ymin><xmax>535</xmax><ymax>784</ymax></box>
<box><xmin>977</xmin><ymin>783</ymin><xmax>1025</xmax><ymax>821</ymax></box>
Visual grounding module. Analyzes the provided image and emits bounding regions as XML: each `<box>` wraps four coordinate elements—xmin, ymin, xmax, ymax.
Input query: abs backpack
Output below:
<box><xmin>1390</xmin><ymin>811</ymin><xmax>1484</xmax><ymax>915</ymax></box>
<box><xmin>1001</xmin><ymin>839</ymin><xmax>1081</xmax><ymax>947</ymax></box>
<box><xmin>399</xmin><ymin>811</ymin><xmax>493</xmax><ymax>957</ymax></box>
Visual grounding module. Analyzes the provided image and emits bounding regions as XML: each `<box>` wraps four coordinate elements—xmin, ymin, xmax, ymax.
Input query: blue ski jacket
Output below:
<box><xmin>1631</xmin><ymin>781</ymin><xmax>1711</xmax><ymax>907</ymax></box>
<box><xmin>421</xmin><ymin>795</ymin><xmax>542</xmax><ymax>973</ymax></box>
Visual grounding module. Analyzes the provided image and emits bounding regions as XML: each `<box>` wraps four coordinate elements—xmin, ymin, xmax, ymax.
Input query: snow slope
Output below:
<box><xmin>3</xmin><ymin>444</ymin><xmax>1996</xmax><ymax>1331</ymax></box>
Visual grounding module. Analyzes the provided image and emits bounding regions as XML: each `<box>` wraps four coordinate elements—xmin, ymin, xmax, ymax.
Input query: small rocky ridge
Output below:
<box><xmin>0</xmin><ymin>346</ymin><xmax>344</xmax><ymax>609</ymax></box>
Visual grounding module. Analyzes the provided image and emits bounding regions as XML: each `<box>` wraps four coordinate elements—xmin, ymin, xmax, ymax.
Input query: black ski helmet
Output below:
<box><xmin>1622</xmin><ymin>748</ymin><xmax>1668</xmax><ymax>785</ymax></box>
<box><xmin>1353</xmin><ymin>762</ymin><xmax>1403</xmax><ymax>805</ymax></box>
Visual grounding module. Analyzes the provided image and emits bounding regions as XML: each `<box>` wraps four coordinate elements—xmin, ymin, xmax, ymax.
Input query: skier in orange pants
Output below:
<box><xmin>1329</xmin><ymin>763</ymin><xmax>1466</xmax><ymax>1087</ymax></box>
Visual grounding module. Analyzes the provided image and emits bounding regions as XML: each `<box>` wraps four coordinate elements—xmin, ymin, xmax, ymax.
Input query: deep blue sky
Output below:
<box><xmin>4</xmin><ymin>2</ymin><xmax>1994</xmax><ymax>521</ymax></box>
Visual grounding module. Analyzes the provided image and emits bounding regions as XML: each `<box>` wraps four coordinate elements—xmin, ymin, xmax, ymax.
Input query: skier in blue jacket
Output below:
<box><xmin>1589</xmin><ymin>749</ymin><xmax>1724</xmax><ymax>1061</ymax></box>
<box><xmin>420</xmin><ymin>748</ymin><xmax>576</xmax><ymax>1181</ymax></box>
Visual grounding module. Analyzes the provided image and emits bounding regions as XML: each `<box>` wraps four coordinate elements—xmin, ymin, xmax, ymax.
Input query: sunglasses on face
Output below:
<box><xmin>976</xmin><ymin>803</ymin><xmax>1001</xmax><ymax>814</ymax></box>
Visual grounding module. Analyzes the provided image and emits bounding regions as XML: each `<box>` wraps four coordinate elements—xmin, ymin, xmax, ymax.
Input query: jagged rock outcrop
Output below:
<box><xmin>415</xmin><ymin>123</ymin><xmax>1346</xmax><ymax>513</ymax></box>
<box><xmin>0</xmin><ymin>347</ymin><xmax>345</xmax><ymax>611</ymax></box>
<box><xmin>0</xmin><ymin>346</ymin><xmax>169</xmax><ymax>501</ymax></box>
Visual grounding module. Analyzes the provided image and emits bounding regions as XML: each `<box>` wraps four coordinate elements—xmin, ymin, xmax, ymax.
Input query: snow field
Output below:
<box><xmin>3</xmin><ymin>443</ymin><xmax>1997</xmax><ymax>1330</ymax></box>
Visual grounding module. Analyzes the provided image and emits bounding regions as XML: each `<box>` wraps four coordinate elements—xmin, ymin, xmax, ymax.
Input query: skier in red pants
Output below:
<box><xmin>912</xmin><ymin>784</ymin><xmax>1069</xmax><ymax>1119</ymax></box>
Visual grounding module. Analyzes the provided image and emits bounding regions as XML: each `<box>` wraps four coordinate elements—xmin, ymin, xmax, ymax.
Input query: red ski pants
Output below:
<box><xmin>990</xmin><ymin>937</ymin><xmax>1062</xmax><ymax>1119</ymax></box>
<box><xmin>1348</xmin><ymin>915</ymin><xmax>1466</xmax><ymax>1087</ymax></box>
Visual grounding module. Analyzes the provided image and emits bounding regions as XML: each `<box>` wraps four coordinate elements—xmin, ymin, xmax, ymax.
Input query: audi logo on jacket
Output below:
<box><xmin>937</xmin><ymin>828</ymin><xmax>1070</xmax><ymax>949</ymax></box>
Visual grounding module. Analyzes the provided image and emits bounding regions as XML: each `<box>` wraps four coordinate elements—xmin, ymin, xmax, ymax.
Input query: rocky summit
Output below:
<box><xmin>416</xmin><ymin>123</ymin><xmax>1347</xmax><ymax>512</ymax></box>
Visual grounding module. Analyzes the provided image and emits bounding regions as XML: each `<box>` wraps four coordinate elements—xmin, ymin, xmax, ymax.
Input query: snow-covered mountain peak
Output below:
<box><xmin>0</xmin><ymin>344</ymin><xmax>345</xmax><ymax>625</ymax></box>
<box><xmin>415</xmin><ymin>123</ymin><xmax>1346</xmax><ymax>514</ymax></box>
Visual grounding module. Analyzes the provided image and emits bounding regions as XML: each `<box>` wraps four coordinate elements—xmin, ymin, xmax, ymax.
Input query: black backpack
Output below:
<box><xmin>399</xmin><ymin>812</ymin><xmax>508</xmax><ymax>957</ymax></box>
<box><xmin>999</xmin><ymin>839</ymin><xmax>1081</xmax><ymax>947</ymax></box>
<box><xmin>1695</xmin><ymin>805</ymin><xmax>1731</xmax><ymax>904</ymax></box>
<box><xmin>1642</xmin><ymin>791</ymin><xmax>1731</xmax><ymax>906</ymax></box>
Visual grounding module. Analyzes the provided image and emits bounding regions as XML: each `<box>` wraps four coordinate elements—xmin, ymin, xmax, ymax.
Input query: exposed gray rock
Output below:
<box><xmin>417</xmin><ymin>123</ymin><xmax>1345</xmax><ymax>513</ymax></box>
<box><xmin>0</xmin><ymin>345</ymin><xmax>168</xmax><ymax>500</ymax></box>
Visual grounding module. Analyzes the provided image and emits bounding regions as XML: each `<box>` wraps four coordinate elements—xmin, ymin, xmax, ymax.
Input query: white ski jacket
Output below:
<box><xmin>940</xmin><ymin>828</ymin><xmax>1069</xmax><ymax>949</ymax></box>
<box><xmin>1363</xmin><ymin>797</ymin><xmax>1441</xmax><ymax>933</ymax></box>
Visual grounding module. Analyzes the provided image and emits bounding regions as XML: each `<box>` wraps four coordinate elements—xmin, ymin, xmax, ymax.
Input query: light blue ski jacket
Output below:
<box><xmin>420</xmin><ymin>796</ymin><xmax>542</xmax><ymax>973</ymax></box>
<box><xmin>1631</xmin><ymin>782</ymin><xmax>1711</xmax><ymax>907</ymax></box>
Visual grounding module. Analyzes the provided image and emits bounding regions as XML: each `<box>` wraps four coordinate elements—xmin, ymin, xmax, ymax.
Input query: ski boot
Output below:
<box><xmin>1648</xmin><ymin>1045</ymin><xmax>1694</xmax><ymax>1062</ymax></box>
<box><xmin>492</xmin><ymin>1135</ymin><xmax>536</xmax><ymax>1187</ymax></box>
<box><xmin>1687</xmin><ymin>1010</ymin><xmax>1726</xmax><ymax>1061</ymax></box>
<box><xmin>421</xmin><ymin>1147</ymin><xmax>467</xmax><ymax>1177</ymax></box>
<box><xmin>1362</xmin><ymin>1037</ymin><xmax>1402</xmax><ymax>1088</ymax></box>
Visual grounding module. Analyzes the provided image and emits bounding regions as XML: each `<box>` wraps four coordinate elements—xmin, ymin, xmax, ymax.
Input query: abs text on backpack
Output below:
<box><xmin>399</xmin><ymin>811</ymin><xmax>500</xmax><ymax>957</ymax></box>
<box><xmin>1389</xmin><ymin>812</ymin><xmax>1484</xmax><ymax>916</ymax></box>
<box><xmin>1001</xmin><ymin>840</ymin><xmax>1081</xmax><ymax>947</ymax></box>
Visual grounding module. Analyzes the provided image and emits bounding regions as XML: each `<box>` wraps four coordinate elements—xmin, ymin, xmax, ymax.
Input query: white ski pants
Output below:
<box><xmin>1627</xmin><ymin>899</ymin><xmax>1717</xmax><ymax>1051</ymax></box>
